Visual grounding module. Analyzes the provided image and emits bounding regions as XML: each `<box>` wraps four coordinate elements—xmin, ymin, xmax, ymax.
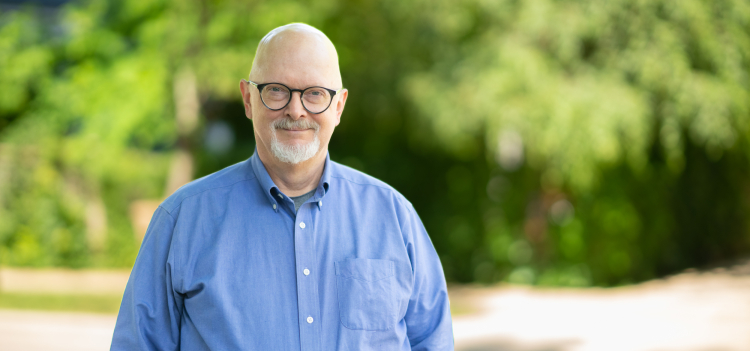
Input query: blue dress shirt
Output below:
<box><xmin>110</xmin><ymin>150</ymin><xmax>454</xmax><ymax>350</ymax></box>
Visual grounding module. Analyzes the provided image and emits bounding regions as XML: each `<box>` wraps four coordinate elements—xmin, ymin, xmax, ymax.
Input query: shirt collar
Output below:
<box><xmin>250</xmin><ymin>148</ymin><xmax>331</xmax><ymax>210</ymax></box>
<box><xmin>315</xmin><ymin>153</ymin><xmax>332</xmax><ymax>201</ymax></box>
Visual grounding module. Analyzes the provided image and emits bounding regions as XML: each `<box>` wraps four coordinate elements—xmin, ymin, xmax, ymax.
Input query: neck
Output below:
<box><xmin>256</xmin><ymin>145</ymin><xmax>326</xmax><ymax>197</ymax></box>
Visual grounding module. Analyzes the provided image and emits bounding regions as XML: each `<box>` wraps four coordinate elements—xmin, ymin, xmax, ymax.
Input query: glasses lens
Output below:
<box><xmin>302</xmin><ymin>87</ymin><xmax>331</xmax><ymax>113</ymax></box>
<box><xmin>261</xmin><ymin>84</ymin><xmax>290</xmax><ymax>110</ymax></box>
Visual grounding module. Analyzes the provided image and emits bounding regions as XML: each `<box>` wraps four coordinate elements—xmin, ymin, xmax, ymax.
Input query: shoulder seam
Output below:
<box><xmin>157</xmin><ymin>205</ymin><xmax>177</xmax><ymax>221</ymax></box>
<box><xmin>163</xmin><ymin>176</ymin><xmax>258</xmax><ymax>213</ymax></box>
<box><xmin>330</xmin><ymin>175</ymin><xmax>395</xmax><ymax>192</ymax></box>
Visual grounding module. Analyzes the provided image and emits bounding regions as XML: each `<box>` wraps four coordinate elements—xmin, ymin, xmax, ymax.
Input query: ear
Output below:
<box><xmin>333</xmin><ymin>89</ymin><xmax>348</xmax><ymax>127</ymax></box>
<box><xmin>240</xmin><ymin>80</ymin><xmax>253</xmax><ymax>120</ymax></box>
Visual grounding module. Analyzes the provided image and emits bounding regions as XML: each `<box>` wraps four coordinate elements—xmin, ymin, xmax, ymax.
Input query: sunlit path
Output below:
<box><xmin>0</xmin><ymin>310</ymin><xmax>116</xmax><ymax>351</ymax></box>
<box><xmin>453</xmin><ymin>269</ymin><xmax>750</xmax><ymax>351</ymax></box>
<box><xmin>1</xmin><ymin>267</ymin><xmax>748</xmax><ymax>351</ymax></box>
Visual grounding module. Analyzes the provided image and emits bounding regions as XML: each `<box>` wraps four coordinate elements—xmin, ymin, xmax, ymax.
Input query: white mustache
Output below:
<box><xmin>272</xmin><ymin>117</ymin><xmax>320</xmax><ymax>132</ymax></box>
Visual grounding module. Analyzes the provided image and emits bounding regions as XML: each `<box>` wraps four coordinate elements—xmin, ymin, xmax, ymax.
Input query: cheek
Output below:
<box><xmin>251</xmin><ymin>113</ymin><xmax>274</xmax><ymax>138</ymax></box>
<box><xmin>252</xmin><ymin>107</ymin><xmax>275</xmax><ymax>125</ymax></box>
<box><xmin>316</xmin><ymin>117</ymin><xmax>338</xmax><ymax>141</ymax></box>
<box><xmin>314</xmin><ymin>114</ymin><xmax>332</xmax><ymax>130</ymax></box>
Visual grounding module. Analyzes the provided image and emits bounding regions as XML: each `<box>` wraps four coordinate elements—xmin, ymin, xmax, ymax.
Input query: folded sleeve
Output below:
<box><xmin>111</xmin><ymin>206</ymin><xmax>183</xmax><ymax>351</ymax></box>
<box><xmin>402</xmin><ymin>203</ymin><xmax>454</xmax><ymax>350</ymax></box>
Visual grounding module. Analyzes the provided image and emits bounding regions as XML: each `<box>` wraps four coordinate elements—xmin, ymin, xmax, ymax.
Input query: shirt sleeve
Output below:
<box><xmin>402</xmin><ymin>204</ymin><xmax>454</xmax><ymax>350</ymax></box>
<box><xmin>110</xmin><ymin>206</ymin><xmax>183</xmax><ymax>351</ymax></box>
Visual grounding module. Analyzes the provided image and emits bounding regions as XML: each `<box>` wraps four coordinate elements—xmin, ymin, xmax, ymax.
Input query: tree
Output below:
<box><xmin>2</xmin><ymin>0</ymin><xmax>749</xmax><ymax>286</ymax></box>
<box><xmin>405</xmin><ymin>0</ymin><xmax>750</xmax><ymax>284</ymax></box>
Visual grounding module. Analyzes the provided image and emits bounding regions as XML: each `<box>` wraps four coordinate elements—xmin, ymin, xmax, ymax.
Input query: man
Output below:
<box><xmin>111</xmin><ymin>23</ymin><xmax>453</xmax><ymax>351</ymax></box>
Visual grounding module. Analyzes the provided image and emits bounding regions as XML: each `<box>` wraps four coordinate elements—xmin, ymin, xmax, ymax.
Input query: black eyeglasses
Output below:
<box><xmin>248</xmin><ymin>80</ymin><xmax>343</xmax><ymax>114</ymax></box>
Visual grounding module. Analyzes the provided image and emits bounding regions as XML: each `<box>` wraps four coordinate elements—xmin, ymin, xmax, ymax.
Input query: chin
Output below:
<box><xmin>270</xmin><ymin>137</ymin><xmax>321</xmax><ymax>165</ymax></box>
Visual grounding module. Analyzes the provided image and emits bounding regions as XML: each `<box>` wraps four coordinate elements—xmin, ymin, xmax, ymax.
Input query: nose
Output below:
<box><xmin>285</xmin><ymin>91</ymin><xmax>306</xmax><ymax>120</ymax></box>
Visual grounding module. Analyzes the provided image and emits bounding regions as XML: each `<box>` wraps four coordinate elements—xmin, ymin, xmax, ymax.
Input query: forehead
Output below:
<box><xmin>261</xmin><ymin>57</ymin><xmax>332</xmax><ymax>88</ymax></box>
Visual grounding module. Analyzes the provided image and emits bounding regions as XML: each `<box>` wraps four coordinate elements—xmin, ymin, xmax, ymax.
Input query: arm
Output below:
<box><xmin>402</xmin><ymin>204</ymin><xmax>454</xmax><ymax>350</ymax></box>
<box><xmin>110</xmin><ymin>206</ymin><xmax>183</xmax><ymax>351</ymax></box>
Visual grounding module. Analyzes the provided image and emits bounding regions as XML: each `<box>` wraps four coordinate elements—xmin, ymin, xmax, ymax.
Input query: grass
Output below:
<box><xmin>0</xmin><ymin>292</ymin><xmax>122</xmax><ymax>314</ymax></box>
<box><xmin>0</xmin><ymin>289</ymin><xmax>476</xmax><ymax>316</ymax></box>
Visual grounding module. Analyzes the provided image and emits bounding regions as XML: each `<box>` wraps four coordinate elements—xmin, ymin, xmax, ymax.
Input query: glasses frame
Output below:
<box><xmin>248</xmin><ymin>80</ymin><xmax>343</xmax><ymax>114</ymax></box>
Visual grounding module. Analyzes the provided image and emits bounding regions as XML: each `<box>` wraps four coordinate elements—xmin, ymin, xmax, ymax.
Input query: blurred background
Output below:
<box><xmin>1</xmin><ymin>0</ymin><xmax>749</xmax><ymax>350</ymax></box>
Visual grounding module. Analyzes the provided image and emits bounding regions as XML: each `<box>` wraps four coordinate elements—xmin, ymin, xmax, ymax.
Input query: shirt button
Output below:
<box><xmin>278</xmin><ymin>194</ymin><xmax>283</xmax><ymax>199</ymax></box>
<box><xmin>307</xmin><ymin>316</ymin><xmax>313</xmax><ymax>324</ymax></box>
<box><xmin>299</xmin><ymin>222</ymin><xmax>306</xmax><ymax>229</ymax></box>
<box><xmin>318</xmin><ymin>200</ymin><xmax>322</xmax><ymax>207</ymax></box>
<box><xmin>272</xmin><ymin>204</ymin><xmax>276</xmax><ymax>210</ymax></box>
<box><xmin>303</xmin><ymin>268</ymin><xmax>310</xmax><ymax>276</ymax></box>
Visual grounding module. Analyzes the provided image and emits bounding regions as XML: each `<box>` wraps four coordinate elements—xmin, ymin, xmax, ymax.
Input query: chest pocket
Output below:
<box><xmin>335</xmin><ymin>258</ymin><xmax>396</xmax><ymax>331</ymax></box>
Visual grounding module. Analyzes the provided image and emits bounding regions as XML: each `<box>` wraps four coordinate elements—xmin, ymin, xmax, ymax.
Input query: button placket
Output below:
<box><xmin>295</xmin><ymin>209</ymin><xmax>321</xmax><ymax>351</ymax></box>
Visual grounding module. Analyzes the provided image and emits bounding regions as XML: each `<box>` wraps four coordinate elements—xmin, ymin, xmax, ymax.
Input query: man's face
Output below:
<box><xmin>240</xmin><ymin>29</ymin><xmax>347</xmax><ymax>165</ymax></box>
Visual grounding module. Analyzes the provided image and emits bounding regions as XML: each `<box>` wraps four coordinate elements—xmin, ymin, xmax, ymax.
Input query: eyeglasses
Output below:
<box><xmin>248</xmin><ymin>80</ymin><xmax>343</xmax><ymax>114</ymax></box>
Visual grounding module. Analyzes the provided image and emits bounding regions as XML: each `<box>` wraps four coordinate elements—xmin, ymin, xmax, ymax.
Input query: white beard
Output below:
<box><xmin>269</xmin><ymin>117</ymin><xmax>321</xmax><ymax>164</ymax></box>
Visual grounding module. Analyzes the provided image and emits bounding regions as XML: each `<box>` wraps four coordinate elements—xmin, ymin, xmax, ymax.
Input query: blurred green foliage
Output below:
<box><xmin>1</xmin><ymin>0</ymin><xmax>749</xmax><ymax>286</ymax></box>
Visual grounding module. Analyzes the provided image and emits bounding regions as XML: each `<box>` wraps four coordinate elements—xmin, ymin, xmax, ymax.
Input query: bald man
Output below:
<box><xmin>111</xmin><ymin>23</ymin><xmax>453</xmax><ymax>351</ymax></box>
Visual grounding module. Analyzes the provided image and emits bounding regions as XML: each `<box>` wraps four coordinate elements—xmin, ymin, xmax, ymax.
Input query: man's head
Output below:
<box><xmin>240</xmin><ymin>23</ymin><xmax>347</xmax><ymax>165</ymax></box>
